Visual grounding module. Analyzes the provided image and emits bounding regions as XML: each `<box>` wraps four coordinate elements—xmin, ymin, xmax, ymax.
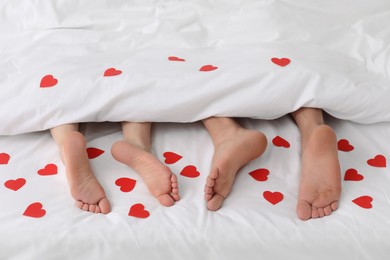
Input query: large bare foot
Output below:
<box><xmin>111</xmin><ymin>141</ymin><xmax>180</xmax><ymax>206</ymax></box>
<box><xmin>62</xmin><ymin>131</ymin><xmax>111</xmax><ymax>214</ymax></box>
<box><xmin>296</xmin><ymin>125</ymin><xmax>341</xmax><ymax>220</ymax></box>
<box><xmin>204</xmin><ymin>129</ymin><xmax>267</xmax><ymax>211</ymax></box>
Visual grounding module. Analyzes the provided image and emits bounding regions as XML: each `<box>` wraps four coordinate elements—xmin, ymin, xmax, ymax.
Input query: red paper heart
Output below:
<box><xmin>338</xmin><ymin>139</ymin><xmax>354</xmax><ymax>152</ymax></box>
<box><xmin>263</xmin><ymin>191</ymin><xmax>284</xmax><ymax>205</ymax></box>
<box><xmin>104</xmin><ymin>68</ymin><xmax>122</xmax><ymax>77</ymax></box>
<box><xmin>23</xmin><ymin>202</ymin><xmax>46</xmax><ymax>218</ymax></box>
<box><xmin>344</xmin><ymin>168</ymin><xmax>364</xmax><ymax>181</ymax></box>
<box><xmin>128</xmin><ymin>203</ymin><xmax>150</xmax><ymax>218</ymax></box>
<box><xmin>180</xmin><ymin>165</ymin><xmax>200</xmax><ymax>178</ymax></box>
<box><xmin>272</xmin><ymin>136</ymin><xmax>290</xmax><ymax>148</ymax></box>
<box><xmin>271</xmin><ymin>57</ymin><xmax>291</xmax><ymax>67</ymax></box>
<box><xmin>352</xmin><ymin>196</ymin><xmax>373</xmax><ymax>209</ymax></box>
<box><xmin>37</xmin><ymin>163</ymin><xmax>58</xmax><ymax>176</ymax></box>
<box><xmin>168</xmin><ymin>56</ymin><xmax>186</xmax><ymax>62</ymax></box>
<box><xmin>40</xmin><ymin>74</ymin><xmax>58</xmax><ymax>88</ymax></box>
<box><xmin>367</xmin><ymin>155</ymin><xmax>386</xmax><ymax>168</ymax></box>
<box><xmin>115</xmin><ymin>177</ymin><xmax>136</xmax><ymax>192</ymax></box>
<box><xmin>249</xmin><ymin>168</ymin><xmax>269</xmax><ymax>182</ymax></box>
<box><xmin>4</xmin><ymin>178</ymin><xmax>26</xmax><ymax>191</ymax></box>
<box><xmin>0</xmin><ymin>153</ymin><xmax>10</xmax><ymax>164</ymax></box>
<box><xmin>199</xmin><ymin>65</ymin><xmax>218</xmax><ymax>72</ymax></box>
<box><xmin>86</xmin><ymin>147</ymin><xmax>105</xmax><ymax>159</ymax></box>
<box><xmin>163</xmin><ymin>151</ymin><xmax>183</xmax><ymax>164</ymax></box>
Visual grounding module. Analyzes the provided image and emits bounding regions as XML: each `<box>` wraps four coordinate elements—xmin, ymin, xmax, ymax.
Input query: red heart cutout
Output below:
<box><xmin>115</xmin><ymin>177</ymin><xmax>136</xmax><ymax>192</ymax></box>
<box><xmin>40</xmin><ymin>74</ymin><xmax>58</xmax><ymax>88</ymax></box>
<box><xmin>338</xmin><ymin>139</ymin><xmax>354</xmax><ymax>152</ymax></box>
<box><xmin>128</xmin><ymin>203</ymin><xmax>150</xmax><ymax>218</ymax></box>
<box><xmin>263</xmin><ymin>191</ymin><xmax>284</xmax><ymax>205</ymax></box>
<box><xmin>168</xmin><ymin>56</ymin><xmax>186</xmax><ymax>62</ymax></box>
<box><xmin>272</xmin><ymin>136</ymin><xmax>290</xmax><ymax>148</ymax></box>
<box><xmin>104</xmin><ymin>68</ymin><xmax>122</xmax><ymax>77</ymax></box>
<box><xmin>352</xmin><ymin>196</ymin><xmax>373</xmax><ymax>209</ymax></box>
<box><xmin>199</xmin><ymin>65</ymin><xmax>218</xmax><ymax>72</ymax></box>
<box><xmin>23</xmin><ymin>202</ymin><xmax>46</xmax><ymax>218</ymax></box>
<box><xmin>163</xmin><ymin>151</ymin><xmax>183</xmax><ymax>164</ymax></box>
<box><xmin>4</xmin><ymin>178</ymin><xmax>26</xmax><ymax>191</ymax></box>
<box><xmin>367</xmin><ymin>155</ymin><xmax>386</xmax><ymax>168</ymax></box>
<box><xmin>344</xmin><ymin>168</ymin><xmax>364</xmax><ymax>181</ymax></box>
<box><xmin>86</xmin><ymin>147</ymin><xmax>105</xmax><ymax>159</ymax></box>
<box><xmin>249</xmin><ymin>168</ymin><xmax>269</xmax><ymax>182</ymax></box>
<box><xmin>180</xmin><ymin>165</ymin><xmax>200</xmax><ymax>178</ymax></box>
<box><xmin>37</xmin><ymin>163</ymin><xmax>58</xmax><ymax>176</ymax></box>
<box><xmin>271</xmin><ymin>57</ymin><xmax>291</xmax><ymax>67</ymax></box>
<box><xmin>0</xmin><ymin>153</ymin><xmax>10</xmax><ymax>164</ymax></box>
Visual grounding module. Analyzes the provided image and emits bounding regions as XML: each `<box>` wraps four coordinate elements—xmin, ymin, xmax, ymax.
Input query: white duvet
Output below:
<box><xmin>1</xmin><ymin>0</ymin><xmax>390</xmax><ymax>135</ymax></box>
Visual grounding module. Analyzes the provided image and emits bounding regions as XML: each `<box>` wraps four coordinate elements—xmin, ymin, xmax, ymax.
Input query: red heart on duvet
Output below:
<box><xmin>163</xmin><ymin>151</ymin><xmax>183</xmax><ymax>164</ymax></box>
<box><xmin>86</xmin><ymin>147</ymin><xmax>105</xmax><ymax>159</ymax></box>
<box><xmin>104</xmin><ymin>68</ymin><xmax>122</xmax><ymax>77</ymax></box>
<box><xmin>128</xmin><ymin>203</ymin><xmax>150</xmax><ymax>218</ymax></box>
<box><xmin>352</xmin><ymin>196</ymin><xmax>373</xmax><ymax>209</ymax></box>
<box><xmin>115</xmin><ymin>177</ymin><xmax>136</xmax><ymax>192</ymax></box>
<box><xmin>338</xmin><ymin>139</ymin><xmax>354</xmax><ymax>152</ymax></box>
<box><xmin>263</xmin><ymin>191</ymin><xmax>284</xmax><ymax>205</ymax></box>
<box><xmin>4</xmin><ymin>178</ymin><xmax>26</xmax><ymax>191</ymax></box>
<box><xmin>272</xmin><ymin>136</ymin><xmax>290</xmax><ymax>148</ymax></box>
<box><xmin>0</xmin><ymin>153</ymin><xmax>10</xmax><ymax>164</ymax></box>
<box><xmin>199</xmin><ymin>65</ymin><xmax>218</xmax><ymax>72</ymax></box>
<box><xmin>40</xmin><ymin>75</ymin><xmax>58</xmax><ymax>88</ymax></box>
<box><xmin>38</xmin><ymin>164</ymin><xmax>58</xmax><ymax>176</ymax></box>
<box><xmin>168</xmin><ymin>56</ymin><xmax>186</xmax><ymax>62</ymax></box>
<box><xmin>180</xmin><ymin>165</ymin><xmax>200</xmax><ymax>178</ymax></box>
<box><xmin>344</xmin><ymin>168</ymin><xmax>364</xmax><ymax>181</ymax></box>
<box><xmin>271</xmin><ymin>58</ymin><xmax>291</xmax><ymax>67</ymax></box>
<box><xmin>23</xmin><ymin>202</ymin><xmax>46</xmax><ymax>218</ymax></box>
<box><xmin>249</xmin><ymin>168</ymin><xmax>269</xmax><ymax>182</ymax></box>
<box><xmin>367</xmin><ymin>155</ymin><xmax>386</xmax><ymax>167</ymax></box>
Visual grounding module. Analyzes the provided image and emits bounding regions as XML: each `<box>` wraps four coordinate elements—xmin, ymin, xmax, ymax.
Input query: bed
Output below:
<box><xmin>1</xmin><ymin>0</ymin><xmax>390</xmax><ymax>259</ymax></box>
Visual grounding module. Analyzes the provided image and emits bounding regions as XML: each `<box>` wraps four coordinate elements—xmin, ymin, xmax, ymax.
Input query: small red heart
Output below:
<box><xmin>272</xmin><ymin>136</ymin><xmax>290</xmax><ymax>148</ymax></box>
<box><xmin>168</xmin><ymin>56</ymin><xmax>186</xmax><ymax>62</ymax></box>
<box><xmin>115</xmin><ymin>177</ymin><xmax>136</xmax><ymax>192</ymax></box>
<box><xmin>128</xmin><ymin>203</ymin><xmax>150</xmax><ymax>218</ymax></box>
<box><xmin>37</xmin><ymin>163</ymin><xmax>58</xmax><ymax>176</ymax></box>
<box><xmin>352</xmin><ymin>196</ymin><xmax>373</xmax><ymax>209</ymax></box>
<box><xmin>104</xmin><ymin>68</ymin><xmax>122</xmax><ymax>77</ymax></box>
<box><xmin>367</xmin><ymin>155</ymin><xmax>386</xmax><ymax>168</ymax></box>
<box><xmin>338</xmin><ymin>139</ymin><xmax>354</xmax><ymax>152</ymax></box>
<box><xmin>0</xmin><ymin>153</ymin><xmax>10</xmax><ymax>164</ymax></box>
<box><xmin>199</xmin><ymin>65</ymin><xmax>218</xmax><ymax>72</ymax></box>
<box><xmin>23</xmin><ymin>202</ymin><xmax>46</xmax><ymax>218</ymax></box>
<box><xmin>163</xmin><ymin>151</ymin><xmax>183</xmax><ymax>164</ymax></box>
<box><xmin>249</xmin><ymin>168</ymin><xmax>269</xmax><ymax>182</ymax></box>
<box><xmin>86</xmin><ymin>147</ymin><xmax>105</xmax><ymax>159</ymax></box>
<box><xmin>263</xmin><ymin>191</ymin><xmax>284</xmax><ymax>205</ymax></box>
<box><xmin>344</xmin><ymin>168</ymin><xmax>364</xmax><ymax>181</ymax></box>
<box><xmin>4</xmin><ymin>178</ymin><xmax>26</xmax><ymax>191</ymax></box>
<box><xmin>40</xmin><ymin>74</ymin><xmax>58</xmax><ymax>88</ymax></box>
<box><xmin>271</xmin><ymin>57</ymin><xmax>291</xmax><ymax>67</ymax></box>
<box><xmin>180</xmin><ymin>165</ymin><xmax>200</xmax><ymax>178</ymax></box>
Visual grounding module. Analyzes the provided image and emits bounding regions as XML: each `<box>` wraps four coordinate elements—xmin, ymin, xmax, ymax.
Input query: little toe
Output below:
<box><xmin>296</xmin><ymin>199</ymin><xmax>312</xmax><ymax>221</ymax></box>
<box><xmin>207</xmin><ymin>194</ymin><xmax>224</xmax><ymax>211</ymax></box>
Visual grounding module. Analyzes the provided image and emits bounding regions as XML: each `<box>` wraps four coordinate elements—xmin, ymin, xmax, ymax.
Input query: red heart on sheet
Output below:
<box><xmin>180</xmin><ymin>165</ymin><xmax>200</xmax><ymax>178</ymax></box>
<box><xmin>0</xmin><ymin>153</ymin><xmax>10</xmax><ymax>164</ymax></box>
<box><xmin>338</xmin><ymin>139</ymin><xmax>354</xmax><ymax>152</ymax></box>
<box><xmin>115</xmin><ymin>177</ymin><xmax>136</xmax><ymax>192</ymax></box>
<box><xmin>4</xmin><ymin>178</ymin><xmax>26</xmax><ymax>191</ymax></box>
<box><xmin>128</xmin><ymin>203</ymin><xmax>150</xmax><ymax>218</ymax></box>
<box><xmin>23</xmin><ymin>202</ymin><xmax>46</xmax><ymax>218</ymax></box>
<box><xmin>168</xmin><ymin>56</ymin><xmax>186</xmax><ymax>62</ymax></box>
<box><xmin>86</xmin><ymin>147</ymin><xmax>105</xmax><ymax>159</ymax></box>
<box><xmin>40</xmin><ymin>75</ymin><xmax>58</xmax><ymax>88</ymax></box>
<box><xmin>199</xmin><ymin>65</ymin><xmax>218</xmax><ymax>72</ymax></box>
<box><xmin>271</xmin><ymin>58</ymin><xmax>291</xmax><ymax>67</ymax></box>
<box><xmin>37</xmin><ymin>163</ymin><xmax>58</xmax><ymax>176</ymax></box>
<box><xmin>344</xmin><ymin>168</ymin><xmax>364</xmax><ymax>181</ymax></box>
<box><xmin>263</xmin><ymin>191</ymin><xmax>284</xmax><ymax>205</ymax></box>
<box><xmin>104</xmin><ymin>68</ymin><xmax>122</xmax><ymax>77</ymax></box>
<box><xmin>249</xmin><ymin>168</ymin><xmax>269</xmax><ymax>182</ymax></box>
<box><xmin>367</xmin><ymin>155</ymin><xmax>386</xmax><ymax>168</ymax></box>
<box><xmin>352</xmin><ymin>196</ymin><xmax>373</xmax><ymax>209</ymax></box>
<box><xmin>163</xmin><ymin>151</ymin><xmax>183</xmax><ymax>164</ymax></box>
<box><xmin>272</xmin><ymin>136</ymin><xmax>290</xmax><ymax>148</ymax></box>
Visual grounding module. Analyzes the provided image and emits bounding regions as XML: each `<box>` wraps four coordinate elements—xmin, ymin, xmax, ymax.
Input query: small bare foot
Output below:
<box><xmin>62</xmin><ymin>131</ymin><xmax>111</xmax><ymax>214</ymax></box>
<box><xmin>204</xmin><ymin>129</ymin><xmax>267</xmax><ymax>211</ymax></box>
<box><xmin>296</xmin><ymin>125</ymin><xmax>341</xmax><ymax>220</ymax></box>
<box><xmin>111</xmin><ymin>141</ymin><xmax>180</xmax><ymax>207</ymax></box>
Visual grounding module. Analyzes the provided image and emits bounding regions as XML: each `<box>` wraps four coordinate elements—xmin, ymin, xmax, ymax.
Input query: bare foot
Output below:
<box><xmin>111</xmin><ymin>141</ymin><xmax>180</xmax><ymax>206</ymax></box>
<box><xmin>296</xmin><ymin>125</ymin><xmax>341</xmax><ymax>220</ymax></box>
<box><xmin>204</xmin><ymin>129</ymin><xmax>267</xmax><ymax>211</ymax></box>
<box><xmin>62</xmin><ymin>131</ymin><xmax>111</xmax><ymax>214</ymax></box>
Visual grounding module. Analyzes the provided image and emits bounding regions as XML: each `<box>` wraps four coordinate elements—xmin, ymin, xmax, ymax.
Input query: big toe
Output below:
<box><xmin>207</xmin><ymin>194</ymin><xmax>224</xmax><ymax>211</ymax></box>
<box><xmin>157</xmin><ymin>194</ymin><xmax>175</xmax><ymax>207</ymax></box>
<box><xmin>98</xmin><ymin>198</ymin><xmax>111</xmax><ymax>214</ymax></box>
<box><xmin>296</xmin><ymin>199</ymin><xmax>312</xmax><ymax>221</ymax></box>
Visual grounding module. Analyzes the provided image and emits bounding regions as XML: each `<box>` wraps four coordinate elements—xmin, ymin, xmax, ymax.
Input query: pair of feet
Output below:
<box><xmin>62</xmin><ymin>125</ymin><xmax>341</xmax><ymax>220</ymax></box>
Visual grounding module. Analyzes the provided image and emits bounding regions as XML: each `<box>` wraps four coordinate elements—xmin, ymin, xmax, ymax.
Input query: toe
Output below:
<box><xmin>157</xmin><ymin>194</ymin><xmax>175</xmax><ymax>207</ymax></box>
<box><xmin>296</xmin><ymin>199</ymin><xmax>312</xmax><ymax>220</ymax></box>
<box><xmin>311</xmin><ymin>206</ymin><xmax>319</xmax><ymax>219</ymax></box>
<box><xmin>98</xmin><ymin>198</ymin><xmax>111</xmax><ymax>214</ymax></box>
<box><xmin>207</xmin><ymin>194</ymin><xmax>224</xmax><ymax>211</ymax></box>
<box><xmin>324</xmin><ymin>205</ymin><xmax>332</xmax><ymax>216</ymax></box>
